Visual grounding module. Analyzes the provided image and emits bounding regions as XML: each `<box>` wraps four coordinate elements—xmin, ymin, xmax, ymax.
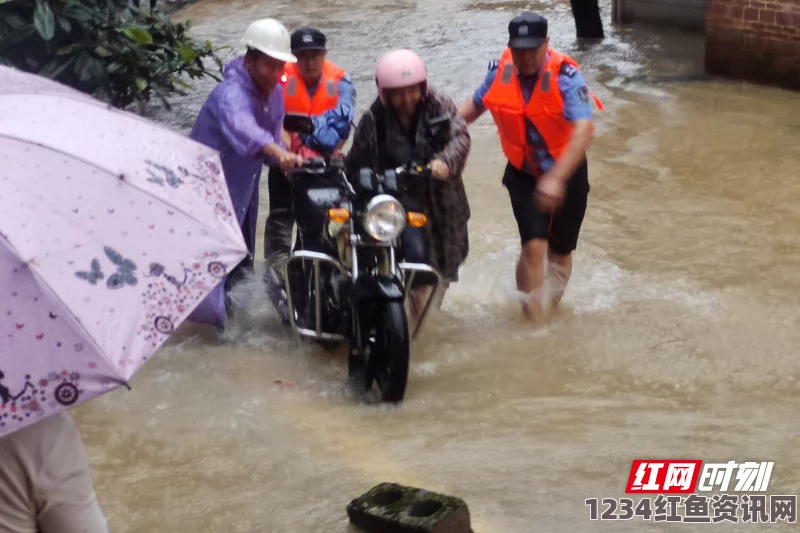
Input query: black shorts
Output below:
<box><xmin>503</xmin><ymin>159</ymin><xmax>590</xmax><ymax>255</ymax></box>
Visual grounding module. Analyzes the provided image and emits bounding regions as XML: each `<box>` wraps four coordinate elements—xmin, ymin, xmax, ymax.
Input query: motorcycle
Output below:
<box><xmin>267</xmin><ymin>113</ymin><xmax>443</xmax><ymax>403</ymax></box>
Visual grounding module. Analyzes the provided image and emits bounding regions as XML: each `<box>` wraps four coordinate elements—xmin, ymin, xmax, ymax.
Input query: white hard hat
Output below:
<box><xmin>241</xmin><ymin>18</ymin><xmax>297</xmax><ymax>63</ymax></box>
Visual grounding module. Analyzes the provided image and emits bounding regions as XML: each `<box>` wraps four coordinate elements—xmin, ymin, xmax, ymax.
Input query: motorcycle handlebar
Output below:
<box><xmin>284</xmin><ymin>157</ymin><xmax>356</xmax><ymax>196</ymax></box>
<box><xmin>395</xmin><ymin>164</ymin><xmax>432</xmax><ymax>179</ymax></box>
<box><xmin>285</xmin><ymin>157</ymin><xmax>328</xmax><ymax>175</ymax></box>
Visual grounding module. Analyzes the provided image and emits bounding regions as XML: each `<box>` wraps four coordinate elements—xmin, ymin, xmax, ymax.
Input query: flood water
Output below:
<box><xmin>71</xmin><ymin>1</ymin><xmax>800</xmax><ymax>532</ymax></box>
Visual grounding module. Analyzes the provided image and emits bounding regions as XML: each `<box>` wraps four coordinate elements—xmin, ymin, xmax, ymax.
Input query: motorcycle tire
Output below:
<box><xmin>372</xmin><ymin>300</ymin><xmax>410</xmax><ymax>403</ymax></box>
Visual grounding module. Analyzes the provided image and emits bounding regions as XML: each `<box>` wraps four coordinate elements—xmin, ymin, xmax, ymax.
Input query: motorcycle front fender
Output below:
<box><xmin>352</xmin><ymin>275</ymin><xmax>405</xmax><ymax>302</ymax></box>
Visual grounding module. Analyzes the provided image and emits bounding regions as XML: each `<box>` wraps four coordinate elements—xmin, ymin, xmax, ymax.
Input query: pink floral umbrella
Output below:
<box><xmin>0</xmin><ymin>66</ymin><xmax>248</xmax><ymax>437</ymax></box>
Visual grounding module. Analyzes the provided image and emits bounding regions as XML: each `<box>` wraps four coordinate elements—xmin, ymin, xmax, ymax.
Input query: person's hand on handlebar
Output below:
<box><xmin>428</xmin><ymin>159</ymin><xmax>450</xmax><ymax>180</ymax></box>
<box><xmin>262</xmin><ymin>142</ymin><xmax>304</xmax><ymax>172</ymax></box>
<box><xmin>279</xmin><ymin>151</ymin><xmax>303</xmax><ymax>171</ymax></box>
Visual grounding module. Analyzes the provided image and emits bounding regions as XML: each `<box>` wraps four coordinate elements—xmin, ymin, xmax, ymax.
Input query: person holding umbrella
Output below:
<box><xmin>188</xmin><ymin>18</ymin><xmax>303</xmax><ymax>327</ymax></box>
<box><xmin>0</xmin><ymin>407</ymin><xmax>109</xmax><ymax>533</ymax></box>
<box><xmin>0</xmin><ymin>61</ymin><xmax>249</xmax><ymax>531</ymax></box>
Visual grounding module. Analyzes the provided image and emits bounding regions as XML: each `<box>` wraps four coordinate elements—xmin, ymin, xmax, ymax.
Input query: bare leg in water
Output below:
<box><xmin>409</xmin><ymin>286</ymin><xmax>435</xmax><ymax>322</ymax></box>
<box><xmin>408</xmin><ymin>280</ymin><xmax>450</xmax><ymax>327</ymax></box>
<box><xmin>516</xmin><ymin>239</ymin><xmax>548</xmax><ymax>322</ymax></box>
<box><xmin>547</xmin><ymin>250</ymin><xmax>573</xmax><ymax>311</ymax></box>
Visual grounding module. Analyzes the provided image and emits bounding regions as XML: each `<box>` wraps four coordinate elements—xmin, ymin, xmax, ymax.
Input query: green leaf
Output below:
<box><xmin>62</xmin><ymin>6</ymin><xmax>92</xmax><ymax>22</ymax></box>
<box><xmin>57</xmin><ymin>17</ymin><xmax>72</xmax><ymax>33</ymax></box>
<box><xmin>106</xmin><ymin>61</ymin><xmax>123</xmax><ymax>74</ymax></box>
<box><xmin>57</xmin><ymin>43</ymin><xmax>83</xmax><ymax>55</ymax></box>
<box><xmin>122</xmin><ymin>27</ymin><xmax>153</xmax><ymax>45</ymax></box>
<box><xmin>178</xmin><ymin>45</ymin><xmax>198</xmax><ymax>63</ymax></box>
<box><xmin>2</xmin><ymin>0</ymin><xmax>226</xmax><ymax>110</ymax></box>
<box><xmin>85</xmin><ymin>56</ymin><xmax>107</xmax><ymax>83</ymax></box>
<box><xmin>4</xmin><ymin>14</ymin><xmax>28</xmax><ymax>30</ymax></box>
<box><xmin>173</xmin><ymin>77</ymin><xmax>192</xmax><ymax>90</ymax></box>
<box><xmin>34</xmin><ymin>0</ymin><xmax>56</xmax><ymax>41</ymax></box>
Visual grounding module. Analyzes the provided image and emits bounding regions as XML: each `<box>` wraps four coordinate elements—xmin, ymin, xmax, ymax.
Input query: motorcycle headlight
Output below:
<box><xmin>363</xmin><ymin>194</ymin><xmax>406</xmax><ymax>242</ymax></box>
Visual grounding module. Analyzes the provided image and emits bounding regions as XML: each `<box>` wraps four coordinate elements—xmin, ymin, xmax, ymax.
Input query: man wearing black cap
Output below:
<box><xmin>458</xmin><ymin>12</ymin><xmax>603</xmax><ymax>323</ymax></box>
<box><xmin>263</xmin><ymin>26</ymin><xmax>355</xmax><ymax>320</ymax></box>
<box><xmin>281</xmin><ymin>27</ymin><xmax>355</xmax><ymax>155</ymax></box>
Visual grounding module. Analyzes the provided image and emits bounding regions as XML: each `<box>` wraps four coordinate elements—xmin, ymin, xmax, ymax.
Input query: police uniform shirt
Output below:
<box><xmin>471</xmin><ymin>54</ymin><xmax>593</xmax><ymax>175</ymax></box>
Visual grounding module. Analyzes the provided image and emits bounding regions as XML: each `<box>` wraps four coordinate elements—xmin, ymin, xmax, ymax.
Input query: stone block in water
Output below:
<box><xmin>347</xmin><ymin>482</ymin><xmax>473</xmax><ymax>533</ymax></box>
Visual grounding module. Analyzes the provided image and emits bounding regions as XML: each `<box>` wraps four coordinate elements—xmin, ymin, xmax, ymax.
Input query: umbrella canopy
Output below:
<box><xmin>0</xmin><ymin>66</ymin><xmax>248</xmax><ymax>437</ymax></box>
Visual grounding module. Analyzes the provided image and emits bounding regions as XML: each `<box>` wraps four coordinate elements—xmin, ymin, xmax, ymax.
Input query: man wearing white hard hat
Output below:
<box><xmin>188</xmin><ymin>18</ymin><xmax>304</xmax><ymax>327</ymax></box>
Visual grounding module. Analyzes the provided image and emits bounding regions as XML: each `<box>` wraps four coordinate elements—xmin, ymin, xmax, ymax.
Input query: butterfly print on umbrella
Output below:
<box><xmin>145</xmin><ymin>160</ymin><xmax>184</xmax><ymax>189</ymax></box>
<box><xmin>105</xmin><ymin>247</ymin><xmax>137</xmax><ymax>289</ymax></box>
<box><xmin>142</xmin><ymin>158</ymin><xmax>237</xmax><ymax>226</ymax></box>
<box><xmin>73</xmin><ymin>247</ymin><xmax>138</xmax><ymax>289</ymax></box>
<box><xmin>75</xmin><ymin>259</ymin><xmax>104</xmax><ymax>285</ymax></box>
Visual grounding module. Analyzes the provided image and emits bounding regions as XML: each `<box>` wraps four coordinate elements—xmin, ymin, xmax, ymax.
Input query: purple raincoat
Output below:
<box><xmin>187</xmin><ymin>57</ymin><xmax>286</xmax><ymax>327</ymax></box>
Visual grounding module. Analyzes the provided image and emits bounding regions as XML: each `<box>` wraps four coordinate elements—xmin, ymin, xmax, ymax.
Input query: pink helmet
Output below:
<box><xmin>375</xmin><ymin>49</ymin><xmax>428</xmax><ymax>91</ymax></box>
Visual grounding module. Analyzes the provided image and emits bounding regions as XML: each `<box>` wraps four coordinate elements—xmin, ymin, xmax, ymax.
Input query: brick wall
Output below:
<box><xmin>705</xmin><ymin>0</ymin><xmax>800</xmax><ymax>90</ymax></box>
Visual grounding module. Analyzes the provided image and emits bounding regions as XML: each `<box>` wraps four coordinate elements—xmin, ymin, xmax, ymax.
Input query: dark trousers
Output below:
<box><xmin>264</xmin><ymin>166</ymin><xmax>294</xmax><ymax>265</ymax></box>
<box><xmin>225</xmin><ymin>201</ymin><xmax>257</xmax><ymax>294</ymax></box>
<box><xmin>402</xmin><ymin>226</ymin><xmax>437</xmax><ymax>288</ymax></box>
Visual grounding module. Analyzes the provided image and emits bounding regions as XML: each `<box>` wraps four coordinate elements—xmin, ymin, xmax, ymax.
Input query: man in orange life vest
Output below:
<box><xmin>458</xmin><ymin>12</ymin><xmax>603</xmax><ymax>322</ymax></box>
<box><xmin>263</xmin><ymin>27</ymin><xmax>355</xmax><ymax>320</ymax></box>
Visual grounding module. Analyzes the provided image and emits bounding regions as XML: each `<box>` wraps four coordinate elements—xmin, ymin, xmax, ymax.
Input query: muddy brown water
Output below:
<box><xmin>70</xmin><ymin>1</ymin><xmax>800</xmax><ymax>532</ymax></box>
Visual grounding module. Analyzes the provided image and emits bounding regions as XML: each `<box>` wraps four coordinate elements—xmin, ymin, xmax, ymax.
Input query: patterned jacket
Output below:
<box><xmin>344</xmin><ymin>87</ymin><xmax>472</xmax><ymax>282</ymax></box>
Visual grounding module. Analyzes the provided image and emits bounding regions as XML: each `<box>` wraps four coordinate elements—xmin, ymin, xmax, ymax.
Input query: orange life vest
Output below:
<box><xmin>281</xmin><ymin>60</ymin><xmax>345</xmax><ymax>116</ymax></box>
<box><xmin>482</xmin><ymin>47</ymin><xmax>603</xmax><ymax>176</ymax></box>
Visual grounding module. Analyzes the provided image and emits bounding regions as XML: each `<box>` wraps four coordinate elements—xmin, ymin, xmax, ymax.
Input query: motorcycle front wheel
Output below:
<box><xmin>371</xmin><ymin>300</ymin><xmax>410</xmax><ymax>403</ymax></box>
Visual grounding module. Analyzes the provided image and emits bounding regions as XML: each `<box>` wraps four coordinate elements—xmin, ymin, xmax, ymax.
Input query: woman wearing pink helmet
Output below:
<box><xmin>345</xmin><ymin>49</ymin><xmax>472</xmax><ymax>319</ymax></box>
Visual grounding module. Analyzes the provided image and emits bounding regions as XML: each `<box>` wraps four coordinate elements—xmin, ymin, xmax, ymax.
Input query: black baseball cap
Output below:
<box><xmin>508</xmin><ymin>12</ymin><xmax>548</xmax><ymax>49</ymax></box>
<box><xmin>291</xmin><ymin>27</ymin><xmax>327</xmax><ymax>52</ymax></box>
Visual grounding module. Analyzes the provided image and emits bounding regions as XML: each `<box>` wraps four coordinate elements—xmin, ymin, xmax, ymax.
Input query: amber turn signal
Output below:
<box><xmin>407</xmin><ymin>212</ymin><xmax>428</xmax><ymax>227</ymax></box>
<box><xmin>327</xmin><ymin>208</ymin><xmax>350</xmax><ymax>223</ymax></box>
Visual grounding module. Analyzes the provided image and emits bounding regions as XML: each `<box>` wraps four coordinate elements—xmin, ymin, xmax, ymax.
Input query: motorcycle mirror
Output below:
<box><xmin>358</xmin><ymin>168</ymin><xmax>376</xmax><ymax>192</ymax></box>
<box><xmin>383</xmin><ymin>169</ymin><xmax>399</xmax><ymax>193</ymax></box>
<box><xmin>283</xmin><ymin>113</ymin><xmax>315</xmax><ymax>135</ymax></box>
